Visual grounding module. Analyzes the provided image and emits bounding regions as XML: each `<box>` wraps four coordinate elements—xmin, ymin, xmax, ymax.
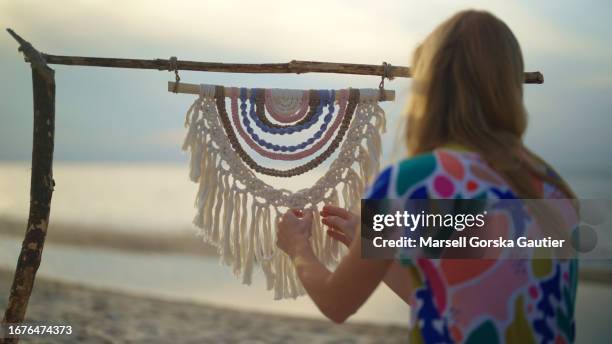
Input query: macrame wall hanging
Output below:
<box><xmin>181</xmin><ymin>83</ymin><xmax>389</xmax><ymax>299</ymax></box>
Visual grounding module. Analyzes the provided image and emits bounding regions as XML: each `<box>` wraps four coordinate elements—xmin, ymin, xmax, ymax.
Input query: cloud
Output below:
<box><xmin>1</xmin><ymin>0</ymin><xmax>416</xmax><ymax>63</ymax></box>
<box><xmin>3</xmin><ymin>0</ymin><xmax>609</xmax><ymax>68</ymax></box>
<box><xmin>1</xmin><ymin>0</ymin><xmax>610</xmax><ymax>168</ymax></box>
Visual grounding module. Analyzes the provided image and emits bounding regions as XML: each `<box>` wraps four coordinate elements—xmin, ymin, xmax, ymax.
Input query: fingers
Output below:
<box><xmin>281</xmin><ymin>209</ymin><xmax>312</xmax><ymax>226</ymax></box>
<box><xmin>281</xmin><ymin>210</ymin><xmax>298</xmax><ymax>222</ymax></box>
<box><xmin>326</xmin><ymin>229</ymin><xmax>350</xmax><ymax>246</ymax></box>
<box><xmin>321</xmin><ymin>215</ymin><xmax>349</xmax><ymax>233</ymax></box>
<box><xmin>321</xmin><ymin>205</ymin><xmax>354</xmax><ymax>220</ymax></box>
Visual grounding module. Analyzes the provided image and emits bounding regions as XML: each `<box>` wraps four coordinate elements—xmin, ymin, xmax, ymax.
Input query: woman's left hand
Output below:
<box><xmin>276</xmin><ymin>209</ymin><xmax>313</xmax><ymax>258</ymax></box>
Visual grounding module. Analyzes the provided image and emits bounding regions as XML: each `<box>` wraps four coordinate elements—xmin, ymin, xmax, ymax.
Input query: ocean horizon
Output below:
<box><xmin>1</xmin><ymin>161</ymin><xmax>611</xmax><ymax>232</ymax></box>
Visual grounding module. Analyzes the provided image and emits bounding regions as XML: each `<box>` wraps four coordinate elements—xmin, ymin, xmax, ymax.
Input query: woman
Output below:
<box><xmin>276</xmin><ymin>10</ymin><xmax>577</xmax><ymax>344</ymax></box>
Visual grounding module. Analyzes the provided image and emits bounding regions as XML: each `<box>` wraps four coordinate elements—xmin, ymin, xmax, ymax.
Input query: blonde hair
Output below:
<box><xmin>406</xmin><ymin>10</ymin><xmax>574</xmax><ymax>199</ymax></box>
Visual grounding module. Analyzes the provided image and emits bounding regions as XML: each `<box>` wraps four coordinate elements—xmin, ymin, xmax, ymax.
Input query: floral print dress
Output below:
<box><xmin>365</xmin><ymin>147</ymin><xmax>577</xmax><ymax>344</ymax></box>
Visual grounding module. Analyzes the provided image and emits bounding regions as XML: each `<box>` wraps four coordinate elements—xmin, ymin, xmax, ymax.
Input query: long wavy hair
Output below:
<box><xmin>405</xmin><ymin>10</ymin><xmax>574</xmax><ymax>199</ymax></box>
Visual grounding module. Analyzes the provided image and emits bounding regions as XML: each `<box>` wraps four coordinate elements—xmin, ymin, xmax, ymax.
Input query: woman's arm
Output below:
<box><xmin>321</xmin><ymin>205</ymin><xmax>413</xmax><ymax>305</ymax></box>
<box><xmin>381</xmin><ymin>260</ymin><xmax>414</xmax><ymax>305</ymax></box>
<box><xmin>277</xmin><ymin>209</ymin><xmax>391</xmax><ymax>324</ymax></box>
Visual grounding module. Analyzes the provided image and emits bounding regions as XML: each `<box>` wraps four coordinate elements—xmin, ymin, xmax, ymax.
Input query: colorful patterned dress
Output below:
<box><xmin>365</xmin><ymin>147</ymin><xmax>577</xmax><ymax>344</ymax></box>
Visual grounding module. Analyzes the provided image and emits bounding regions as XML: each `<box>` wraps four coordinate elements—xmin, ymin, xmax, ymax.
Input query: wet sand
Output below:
<box><xmin>0</xmin><ymin>269</ymin><xmax>408</xmax><ymax>343</ymax></box>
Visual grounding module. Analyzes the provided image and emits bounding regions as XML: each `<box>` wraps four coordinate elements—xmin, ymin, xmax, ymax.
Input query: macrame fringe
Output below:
<box><xmin>182</xmin><ymin>87</ymin><xmax>386</xmax><ymax>299</ymax></box>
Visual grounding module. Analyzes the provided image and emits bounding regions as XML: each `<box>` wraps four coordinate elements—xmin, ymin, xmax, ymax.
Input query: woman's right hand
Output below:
<box><xmin>320</xmin><ymin>205</ymin><xmax>360</xmax><ymax>247</ymax></box>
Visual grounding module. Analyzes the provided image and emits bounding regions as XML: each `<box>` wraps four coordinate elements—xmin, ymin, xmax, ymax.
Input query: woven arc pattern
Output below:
<box><xmin>182</xmin><ymin>84</ymin><xmax>387</xmax><ymax>299</ymax></box>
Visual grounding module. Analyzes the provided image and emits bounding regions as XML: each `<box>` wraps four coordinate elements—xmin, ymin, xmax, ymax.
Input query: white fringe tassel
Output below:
<box><xmin>182</xmin><ymin>86</ymin><xmax>386</xmax><ymax>299</ymax></box>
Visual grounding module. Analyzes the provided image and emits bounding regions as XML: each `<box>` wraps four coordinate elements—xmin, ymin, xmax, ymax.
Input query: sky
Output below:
<box><xmin>0</xmin><ymin>0</ymin><xmax>611</xmax><ymax>173</ymax></box>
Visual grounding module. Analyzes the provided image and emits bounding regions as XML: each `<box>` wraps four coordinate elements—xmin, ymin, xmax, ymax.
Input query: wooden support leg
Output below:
<box><xmin>1</xmin><ymin>62</ymin><xmax>56</xmax><ymax>344</ymax></box>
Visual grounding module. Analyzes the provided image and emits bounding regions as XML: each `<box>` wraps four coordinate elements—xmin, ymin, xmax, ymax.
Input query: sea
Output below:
<box><xmin>0</xmin><ymin>162</ymin><xmax>611</xmax><ymax>340</ymax></box>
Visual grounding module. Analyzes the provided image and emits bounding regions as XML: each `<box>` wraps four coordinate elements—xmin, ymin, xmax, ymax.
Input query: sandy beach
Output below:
<box><xmin>0</xmin><ymin>269</ymin><xmax>408</xmax><ymax>343</ymax></box>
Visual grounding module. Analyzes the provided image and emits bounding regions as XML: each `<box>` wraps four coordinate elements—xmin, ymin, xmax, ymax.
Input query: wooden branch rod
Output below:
<box><xmin>8</xmin><ymin>44</ymin><xmax>544</xmax><ymax>85</ymax></box>
<box><xmin>168</xmin><ymin>82</ymin><xmax>396</xmax><ymax>101</ymax></box>
<box><xmin>34</xmin><ymin>54</ymin><xmax>543</xmax><ymax>84</ymax></box>
<box><xmin>3</xmin><ymin>28</ymin><xmax>56</xmax><ymax>344</ymax></box>
<box><xmin>7</xmin><ymin>28</ymin><xmax>543</xmax><ymax>83</ymax></box>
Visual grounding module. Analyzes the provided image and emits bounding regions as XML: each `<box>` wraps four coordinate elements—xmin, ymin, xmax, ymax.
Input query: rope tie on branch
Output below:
<box><xmin>168</xmin><ymin>56</ymin><xmax>180</xmax><ymax>93</ymax></box>
<box><xmin>378</xmin><ymin>61</ymin><xmax>394</xmax><ymax>101</ymax></box>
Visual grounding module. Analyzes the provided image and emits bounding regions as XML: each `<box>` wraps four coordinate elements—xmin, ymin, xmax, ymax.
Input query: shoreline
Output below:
<box><xmin>0</xmin><ymin>217</ymin><xmax>217</xmax><ymax>257</ymax></box>
<box><xmin>0</xmin><ymin>268</ymin><xmax>408</xmax><ymax>343</ymax></box>
<box><xmin>2</xmin><ymin>216</ymin><xmax>610</xmax><ymax>286</ymax></box>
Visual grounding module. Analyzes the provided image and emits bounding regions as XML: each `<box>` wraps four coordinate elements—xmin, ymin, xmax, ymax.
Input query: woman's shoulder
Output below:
<box><xmin>365</xmin><ymin>147</ymin><xmax>511</xmax><ymax>199</ymax></box>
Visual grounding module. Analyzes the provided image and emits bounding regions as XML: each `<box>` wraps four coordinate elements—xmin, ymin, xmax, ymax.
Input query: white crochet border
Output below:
<box><xmin>182</xmin><ymin>84</ymin><xmax>387</xmax><ymax>299</ymax></box>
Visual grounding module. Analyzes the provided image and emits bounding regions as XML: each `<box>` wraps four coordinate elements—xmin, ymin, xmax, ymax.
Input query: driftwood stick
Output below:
<box><xmin>5</xmin><ymin>29</ymin><xmax>53</xmax><ymax>84</ymax></box>
<box><xmin>6</xmin><ymin>28</ymin><xmax>543</xmax><ymax>83</ymax></box>
<box><xmin>35</xmin><ymin>54</ymin><xmax>544</xmax><ymax>84</ymax></box>
<box><xmin>1</xmin><ymin>34</ymin><xmax>56</xmax><ymax>344</ymax></box>
<box><xmin>167</xmin><ymin>81</ymin><xmax>396</xmax><ymax>101</ymax></box>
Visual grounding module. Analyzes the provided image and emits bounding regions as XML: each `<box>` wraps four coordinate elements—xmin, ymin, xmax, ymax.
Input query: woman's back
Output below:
<box><xmin>277</xmin><ymin>9</ymin><xmax>579</xmax><ymax>344</ymax></box>
<box><xmin>366</xmin><ymin>147</ymin><xmax>577</xmax><ymax>344</ymax></box>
